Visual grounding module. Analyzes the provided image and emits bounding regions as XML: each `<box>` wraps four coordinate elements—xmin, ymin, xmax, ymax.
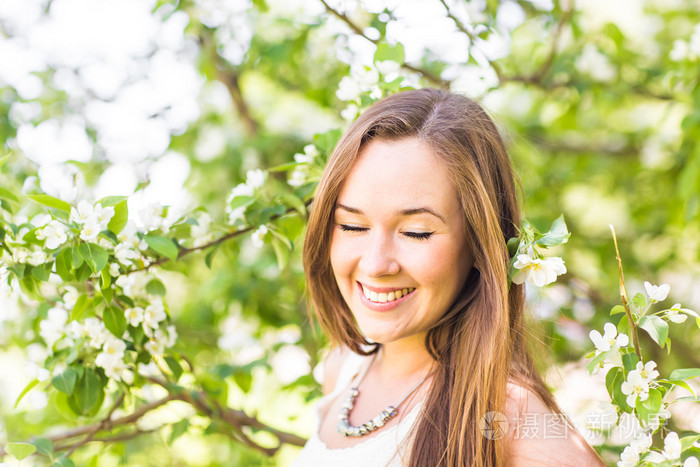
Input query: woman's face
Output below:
<box><xmin>330</xmin><ymin>137</ymin><xmax>473</xmax><ymax>347</ymax></box>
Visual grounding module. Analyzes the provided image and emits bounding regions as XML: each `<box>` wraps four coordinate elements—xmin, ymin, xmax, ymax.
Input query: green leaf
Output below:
<box><xmin>233</xmin><ymin>371</ymin><xmax>253</xmax><ymax>393</ymax></box>
<box><xmin>586</xmin><ymin>350</ymin><xmax>608</xmax><ymax>374</ymax></box>
<box><xmin>13</xmin><ymin>379</ymin><xmax>39</xmax><ymax>409</ymax></box>
<box><xmin>27</xmin><ymin>194</ymin><xmax>71</xmax><ymax>212</ymax></box>
<box><xmin>205</xmin><ymin>244</ymin><xmax>219</xmax><ymax>269</ymax></box>
<box><xmin>72</xmin><ymin>368</ymin><xmax>102</xmax><ymax>414</ymax></box>
<box><xmin>52</xmin><ymin>457</ymin><xmax>76</xmax><ymax>467</ymax></box>
<box><xmin>610</xmin><ymin>305</ymin><xmax>626</xmax><ymax>316</ymax></box>
<box><xmin>103</xmin><ymin>306</ymin><xmax>127</xmax><ymax>338</ymax></box>
<box><xmin>30</xmin><ymin>262</ymin><xmax>52</xmax><ymax>281</ymax></box>
<box><xmin>636</xmin><ymin>388</ymin><xmax>662</xmax><ymax>426</ymax></box>
<box><xmin>605</xmin><ymin>367</ymin><xmax>622</xmax><ymax>398</ymax></box>
<box><xmin>537</xmin><ymin>215</ymin><xmax>570</xmax><ymax>246</ymax></box>
<box><xmin>632</xmin><ymin>292</ymin><xmax>647</xmax><ymax>310</ymax></box>
<box><xmin>622</xmin><ymin>353</ymin><xmax>639</xmax><ymax>373</ymax></box>
<box><xmin>75</xmin><ymin>262</ymin><xmax>91</xmax><ymax>281</ymax></box>
<box><xmin>107</xmin><ymin>199</ymin><xmax>128</xmax><ymax>234</ymax></box>
<box><xmin>165</xmin><ymin>357</ymin><xmax>183</xmax><ymax>381</ymax></box>
<box><xmin>669</xmin><ymin>368</ymin><xmax>700</xmax><ymax>381</ymax></box>
<box><xmin>31</xmin><ymin>438</ymin><xmax>54</xmax><ymax>456</ymax></box>
<box><xmin>228</xmin><ymin>195</ymin><xmax>255</xmax><ymax>211</ymax></box>
<box><xmin>52</xmin><ymin>367</ymin><xmax>78</xmax><ymax>394</ymax></box>
<box><xmin>279</xmin><ymin>193</ymin><xmax>306</xmax><ymax>215</ymax></box>
<box><xmin>55</xmin><ymin>248</ymin><xmax>73</xmax><ymax>281</ymax></box>
<box><xmin>145</xmin><ymin>234</ymin><xmax>179</xmax><ymax>261</ymax></box>
<box><xmin>506</xmin><ymin>237</ymin><xmax>519</xmax><ymax>256</ymax></box>
<box><xmin>663</xmin><ymin>379</ymin><xmax>696</xmax><ymax>396</ymax></box>
<box><xmin>97</xmin><ymin>195</ymin><xmax>127</xmax><ymax>207</ymax></box>
<box><xmin>0</xmin><ymin>186</ymin><xmax>19</xmax><ymax>202</ymax></box>
<box><xmin>638</xmin><ymin>315</ymin><xmax>669</xmax><ymax>348</ymax></box>
<box><xmin>374</xmin><ymin>42</ymin><xmax>405</xmax><ymax>64</ymax></box>
<box><xmin>146</xmin><ymin>278</ymin><xmax>166</xmax><ymax>296</ymax></box>
<box><xmin>72</xmin><ymin>245</ymin><xmax>84</xmax><ymax>268</ymax></box>
<box><xmin>78</xmin><ymin>242</ymin><xmax>108</xmax><ymax>273</ymax></box>
<box><xmin>271</xmin><ymin>236</ymin><xmax>290</xmax><ymax>270</ymax></box>
<box><xmin>169</xmin><ymin>419</ymin><xmax>190</xmax><ymax>444</ymax></box>
<box><xmin>101</xmin><ymin>267</ymin><xmax>112</xmax><ymax>290</ymax></box>
<box><xmin>6</xmin><ymin>442</ymin><xmax>37</xmax><ymax>460</ymax></box>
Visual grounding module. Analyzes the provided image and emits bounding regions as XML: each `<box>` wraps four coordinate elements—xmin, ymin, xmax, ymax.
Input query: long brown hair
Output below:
<box><xmin>303</xmin><ymin>88</ymin><xmax>557</xmax><ymax>466</ymax></box>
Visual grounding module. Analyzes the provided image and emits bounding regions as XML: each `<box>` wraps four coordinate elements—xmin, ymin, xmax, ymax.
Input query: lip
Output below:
<box><xmin>356</xmin><ymin>282</ymin><xmax>415</xmax><ymax>312</ymax></box>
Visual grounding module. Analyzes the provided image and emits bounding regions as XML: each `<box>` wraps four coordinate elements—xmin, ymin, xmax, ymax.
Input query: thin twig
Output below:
<box><xmin>126</xmin><ymin>199</ymin><xmax>311</xmax><ymax>275</ymax></box>
<box><xmin>609</xmin><ymin>224</ymin><xmax>642</xmax><ymax>359</ymax></box>
<box><xmin>63</xmin><ymin>393</ymin><xmax>125</xmax><ymax>457</ymax></box>
<box><xmin>318</xmin><ymin>0</ymin><xmax>449</xmax><ymax>88</ymax></box>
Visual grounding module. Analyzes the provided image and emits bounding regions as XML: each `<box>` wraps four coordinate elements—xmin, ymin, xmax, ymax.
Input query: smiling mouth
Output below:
<box><xmin>361</xmin><ymin>285</ymin><xmax>416</xmax><ymax>303</ymax></box>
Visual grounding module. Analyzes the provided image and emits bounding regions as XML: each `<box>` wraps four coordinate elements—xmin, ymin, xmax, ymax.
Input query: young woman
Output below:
<box><xmin>295</xmin><ymin>89</ymin><xmax>603</xmax><ymax>466</ymax></box>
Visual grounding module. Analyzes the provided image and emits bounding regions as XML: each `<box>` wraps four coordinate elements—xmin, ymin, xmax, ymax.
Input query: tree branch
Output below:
<box><xmin>197</xmin><ymin>29</ymin><xmax>260</xmax><ymax>137</ymax></box>
<box><xmin>3</xmin><ymin>379</ymin><xmax>307</xmax><ymax>461</ymax></box>
<box><xmin>125</xmin><ymin>198</ymin><xmax>312</xmax><ymax>275</ymax></box>
<box><xmin>318</xmin><ymin>0</ymin><xmax>449</xmax><ymax>89</ymax></box>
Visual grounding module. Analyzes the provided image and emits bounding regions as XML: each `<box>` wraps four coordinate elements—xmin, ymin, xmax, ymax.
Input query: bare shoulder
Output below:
<box><xmin>321</xmin><ymin>345</ymin><xmax>350</xmax><ymax>395</ymax></box>
<box><xmin>504</xmin><ymin>382</ymin><xmax>604</xmax><ymax>467</ymax></box>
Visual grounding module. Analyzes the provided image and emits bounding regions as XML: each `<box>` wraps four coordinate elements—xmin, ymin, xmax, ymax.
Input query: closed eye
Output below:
<box><xmin>403</xmin><ymin>231</ymin><xmax>433</xmax><ymax>241</ymax></box>
<box><xmin>338</xmin><ymin>224</ymin><xmax>367</xmax><ymax>232</ymax></box>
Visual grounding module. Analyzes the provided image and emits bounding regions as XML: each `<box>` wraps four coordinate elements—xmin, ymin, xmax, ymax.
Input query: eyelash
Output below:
<box><xmin>338</xmin><ymin>224</ymin><xmax>434</xmax><ymax>241</ymax></box>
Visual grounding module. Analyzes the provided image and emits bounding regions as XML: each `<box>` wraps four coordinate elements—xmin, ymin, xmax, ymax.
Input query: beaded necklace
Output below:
<box><xmin>336</xmin><ymin>351</ymin><xmax>431</xmax><ymax>438</ymax></box>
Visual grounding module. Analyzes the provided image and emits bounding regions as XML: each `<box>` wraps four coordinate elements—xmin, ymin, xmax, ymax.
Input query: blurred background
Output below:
<box><xmin>1</xmin><ymin>0</ymin><xmax>699</xmax><ymax>465</ymax></box>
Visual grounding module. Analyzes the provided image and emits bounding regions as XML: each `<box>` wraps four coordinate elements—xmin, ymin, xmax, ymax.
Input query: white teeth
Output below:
<box><xmin>362</xmin><ymin>286</ymin><xmax>414</xmax><ymax>303</ymax></box>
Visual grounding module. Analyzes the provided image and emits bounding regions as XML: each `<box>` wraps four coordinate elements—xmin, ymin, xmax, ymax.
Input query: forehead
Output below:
<box><xmin>336</xmin><ymin>137</ymin><xmax>459</xmax><ymax>211</ymax></box>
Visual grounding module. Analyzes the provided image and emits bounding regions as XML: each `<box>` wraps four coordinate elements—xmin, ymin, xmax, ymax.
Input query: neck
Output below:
<box><xmin>373</xmin><ymin>333</ymin><xmax>435</xmax><ymax>383</ymax></box>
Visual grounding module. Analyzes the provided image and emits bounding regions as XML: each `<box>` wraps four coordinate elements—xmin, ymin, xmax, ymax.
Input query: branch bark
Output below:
<box><xmin>318</xmin><ymin>0</ymin><xmax>450</xmax><ymax>89</ymax></box>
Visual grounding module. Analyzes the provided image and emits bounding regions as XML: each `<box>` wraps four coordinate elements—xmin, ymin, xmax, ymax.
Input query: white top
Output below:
<box><xmin>292</xmin><ymin>352</ymin><xmax>423</xmax><ymax>467</ymax></box>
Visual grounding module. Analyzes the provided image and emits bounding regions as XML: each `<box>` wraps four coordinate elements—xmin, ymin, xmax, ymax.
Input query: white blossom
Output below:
<box><xmin>670</xmin><ymin>40</ymin><xmax>689</xmax><ymax>61</ymax></box>
<box><xmin>227</xmin><ymin>183</ymin><xmax>254</xmax><ymax>201</ymax></box>
<box><xmin>125</xmin><ymin>306</ymin><xmax>145</xmax><ymax>327</ymax></box>
<box><xmin>621</xmin><ymin>371</ymin><xmax>649</xmax><ymax>407</ymax></box>
<box><xmin>288</xmin><ymin>167</ymin><xmax>308</xmax><ymax>187</ymax></box>
<box><xmin>143</xmin><ymin>299</ymin><xmax>167</xmax><ymax>334</ymax></box>
<box><xmin>25</xmin><ymin>361</ymin><xmax>50</xmax><ymax>382</ymax></box>
<box><xmin>36</xmin><ymin>220</ymin><xmax>68</xmax><ymax>249</ymax></box>
<box><xmin>336</xmin><ymin>75</ymin><xmax>362</xmax><ymax>101</ymax></box>
<box><xmin>340</xmin><ymin>103</ymin><xmax>359</xmax><ymax>121</ymax></box>
<box><xmin>644</xmin><ymin>281</ymin><xmax>670</xmax><ymax>303</ymax></box>
<box><xmin>645</xmin><ymin>431</ymin><xmax>683</xmax><ymax>463</ymax></box>
<box><xmin>138</xmin><ymin>362</ymin><xmax>161</xmax><ymax>377</ymax></box>
<box><xmin>39</xmin><ymin>307</ymin><xmax>68</xmax><ymax>349</ymax></box>
<box><xmin>512</xmin><ymin>249</ymin><xmax>567</xmax><ymax>287</ymax></box>
<box><xmin>79</xmin><ymin>219</ymin><xmax>102</xmax><ymax>242</ymax></box>
<box><xmin>227</xmin><ymin>206</ymin><xmax>246</xmax><ymax>225</ymax></box>
<box><xmin>251</xmin><ymin>225</ymin><xmax>268</xmax><ymax>248</ymax></box>
<box><xmin>245</xmin><ymin>169</ymin><xmax>265</xmax><ymax>190</ymax></box>
<box><xmin>93</xmin><ymin>203</ymin><xmax>115</xmax><ymax>229</ymax></box>
<box><xmin>634</xmin><ymin>360</ymin><xmax>659</xmax><ymax>384</ymax></box>
<box><xmin>27</xmin><ymin>248</ymin><xmax>49</xmax><ymax>266</ymax></box>
<box><xmin>115</xmin><ymin>242</ymin><xmax>140</xmax><ymax>265</ymax></box>
<box><xmin>60</xmin><ymin>286</ymin><xmax>79</xmax><ymax>310</ymax></box>
<box><xmin>109</xmin><ymin>262</ymin><xmax>121</xmax><ymax>277</ymax></box>
<box><xmin>84</xmin><ymin>317</ymin><xmax>109</xmax><ymax>349</ymax></box>
<box><xmin>589</xmin><ymin>322</ymin><xmax>629</xmax><ymax>352</ymax></box>
<box><xmin>575</xmin><ymin>44</ymin><xmax>616</xmax><ymax>82</ymax></box>
<box><xmin>145</xmin><ymin>338</ymin><xmax>164</xmax><ymax>356</ymax></box>
<box><xmin>666</xmin><ymin>303</ymin><xmax>688</xmax><ymax>324</ymax></box>
<box><xmin>617</xmin><ymin>444</ymin><xmax>639</xmax><ymax>467</ymax></box>
<box><xmin>70</xmin><ymin>200</ymin><xmax>94</xmax><ymax>224</ymax></box>
<box><xmin>685</xmin><ymin>457</ymin><xmax>699</xmax><ymax>467</ymax></box>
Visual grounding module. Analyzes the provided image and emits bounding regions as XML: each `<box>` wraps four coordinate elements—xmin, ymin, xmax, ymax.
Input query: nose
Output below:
<box><xmin>358</xmin><ymin>231</ymin><xmax>400</xmax><ymax>278</ymax></box>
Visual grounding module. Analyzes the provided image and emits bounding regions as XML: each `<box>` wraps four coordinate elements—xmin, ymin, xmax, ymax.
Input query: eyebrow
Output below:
<box><xmin>335</xmin><ymin>204</ymin><xmax>447</xmax><ymax>223</ymax></box>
